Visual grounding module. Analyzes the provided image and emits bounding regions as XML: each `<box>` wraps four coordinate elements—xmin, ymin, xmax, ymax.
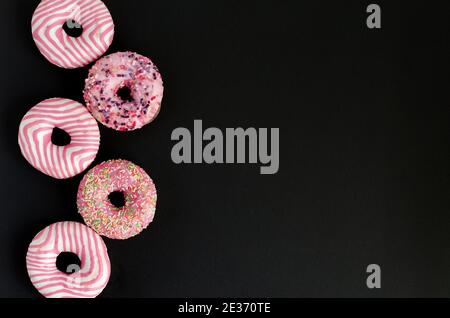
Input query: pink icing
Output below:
<box><xmin>77</xmin><ymin>159</ymin><xmax>157</xmax><ymax>240</ymax></box>
<box><xmin>26</xmin><ymin>221</ymin><xmax>111</xmax><ymax>298</ymax></box>
<box><xmin>18</xmin><ymin>98</ymin><xmax>100</xmax><ymax>179</ymax></box>
<box><xmin>31</xmin><ymin>0</ymin><xmax>115</xmax><ymax>69</ymax></box>
<box><xmin>83</xmin><ymin>52</ymin><xmax>164</xmax><ymax>131</ymax></box>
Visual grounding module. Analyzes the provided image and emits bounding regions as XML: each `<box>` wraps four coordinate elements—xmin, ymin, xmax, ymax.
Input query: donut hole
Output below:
<box><xmin>51</xmin><ymin>127</ymin><xmax>71</xmax><ymax>146</ymax></box>
<box><xmin>62</xmin><ymin>19</ymin><xmax>83</xmax><ymax>38</ymax></box>
<box><xmin>117</xmin><ymin>85</ymin><xmax>134</xmax><ymax>102</ymax></box>
<box><xmin>56</xmin><ymin>252</ymin><xmax>81</xmax><ymax>275</ymax></box>
<box><xmin>109</xmin><ymin>191</ymin><xmax>126</xmax><ymax>208</ymax></box>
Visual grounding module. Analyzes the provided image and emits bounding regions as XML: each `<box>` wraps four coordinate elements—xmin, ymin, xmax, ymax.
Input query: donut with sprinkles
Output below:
<box><xmin>83</xmin><ymin>51</ymin><xmax>164</xmax><ymax>131</ymax></box>
<box><xmin>77</xmin><ymin>159</ymin><xmax>157</xmax><ymax>239</ymax></box>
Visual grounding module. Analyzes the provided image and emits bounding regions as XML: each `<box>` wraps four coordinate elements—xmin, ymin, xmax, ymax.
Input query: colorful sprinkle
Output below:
<box><xmin>77</xmin><ymin>159</ymin><xmax>157</xmax><ymax>240</ymax></box>
<box><xmin>83</xmin><ymin>52</ymin><xmax>164</xmax><ymax>131</ymax></box>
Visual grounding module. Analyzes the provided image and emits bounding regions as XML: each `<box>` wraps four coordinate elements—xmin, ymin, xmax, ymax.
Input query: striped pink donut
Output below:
<box><xmin>26</xmin><ymin>222</ymin><xmax>111</xmax><ymax>298</ymax></box>
<box><xmin>18</xmin><ymin>98</ymin><xmax>100</xmax><ymax>179</ymax></box>
<box><xmin>31</xmin><ymin>0</ymin><xmax>115</xmax><ymax>69</ymax></box>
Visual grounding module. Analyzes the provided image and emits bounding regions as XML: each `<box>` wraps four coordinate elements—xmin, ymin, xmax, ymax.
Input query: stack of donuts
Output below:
<box><xmin>19</xmin><ymin>0</ymin><xmax>163</xmax><ymax>298</ymax></box>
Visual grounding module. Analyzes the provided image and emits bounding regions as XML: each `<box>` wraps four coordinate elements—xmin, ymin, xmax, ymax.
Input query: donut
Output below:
<box><xmin>83</xmin><ymin>51</ymin><xmax>164</xmax><ymax>131</ymax></box>
<box><xmin>26</xmin><ymin>221</ymin><xmax>111</xmax><ymax>298</ymax></box>
<box><xmin>18</xmin><ymin>98</ymin><xmax>100</xmax><ymax>179</ymax></box>
<box><xmin>31</xmin><ymin>0</ymin><xmax>115</xmax><ymax>69</ymax></box>
<box><xmin>77</xmin><ymin>159</ymin><xmax>157</xmax><ymax>239</ymax></box>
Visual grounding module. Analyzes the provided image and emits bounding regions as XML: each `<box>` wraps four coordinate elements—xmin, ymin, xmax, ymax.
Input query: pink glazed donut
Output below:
<box><xmin>83</xmin><ymin>51</ymin><xmax>164</xmax><ymax>131</ymax></box>
<box><xmin>18</xmin><ymin>98</ymin><xmax>100</xmax><ymax>179</ymax></box>
<box><xmin>31</xmin><ymin>0</ymin><xmax>115</xmax><ymax>69</ymax></box>
<box><xmin>26</xmin><ymin>221</ymin><xmax>111</xmax><ymax>298</ymax></box>
<box><xmin>77</xmin><ymin>159</ymin><xmax>157</xmax><ymax>239</ymax></box>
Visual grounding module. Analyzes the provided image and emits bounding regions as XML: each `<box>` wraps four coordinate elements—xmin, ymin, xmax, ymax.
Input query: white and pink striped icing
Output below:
<box><xmin>18</xmin><ymin>98</ymin><xmax>100</xmax><ymax>179</ymax></box>
<box><xmin>32</xmin><ymin>0</ymin><xmax>115</xmax><ymax>69</ymax></box>
<box><xmin>26</xmin><ymin>221</ymin><xmax>111</xmax><ymax>298</ymax></box>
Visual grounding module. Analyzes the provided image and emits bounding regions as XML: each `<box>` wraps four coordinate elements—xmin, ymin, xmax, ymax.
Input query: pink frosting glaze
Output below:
<box><xmin>18</xmin><ymin>98</ymin><xmax>100</xmax><ymax>179</ymax></box>
<box><xmin>31</xmin><ymin>0</ymin><xmax>115</xmax><ymax>69</ymax></box>
<box><xmin>83</xmin><ymin>52</ymin><xmax>164</xmax><ymax>131</ymax></box>
<box><xmin>77</xmin><ymin>159</ymin><xmax>157</xmax><ymax>240</ymax></box>
<box><xmin>26</xmin><ymin>221</ymin><xmax>111</xmax><ymax>298</ymax></box>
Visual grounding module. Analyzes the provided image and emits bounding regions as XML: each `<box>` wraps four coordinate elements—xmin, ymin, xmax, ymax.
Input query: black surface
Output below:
<box><xmin>0</xmin><ymin>0</ymin><xmax>450</xmax><ymax>298</ymax></box>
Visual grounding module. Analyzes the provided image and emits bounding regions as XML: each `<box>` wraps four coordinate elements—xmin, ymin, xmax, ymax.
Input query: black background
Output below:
<box><xmin>0</xmin><ymin>0</ymin><xmax>450</xmax><ymax>298</ymax></box>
